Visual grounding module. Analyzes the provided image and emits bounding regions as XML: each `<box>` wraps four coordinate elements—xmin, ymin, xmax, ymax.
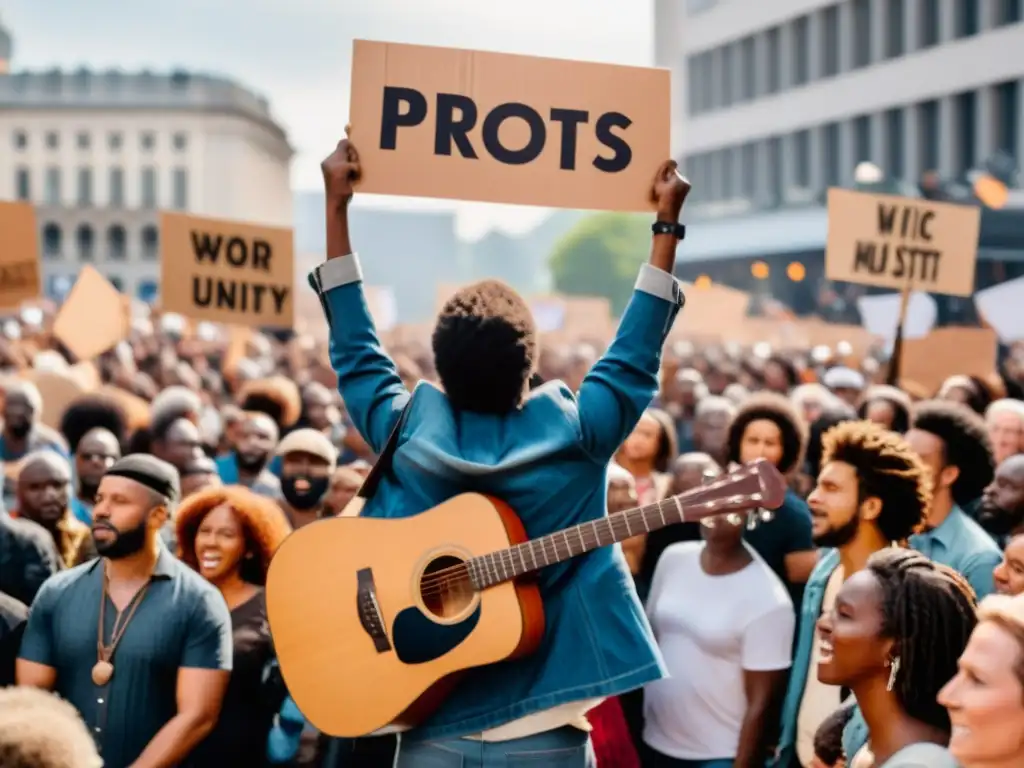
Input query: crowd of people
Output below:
<box><xmin>2</xmin><ymin>140</ymin><xmax>1024</xmax><ymax>768</ymax></box>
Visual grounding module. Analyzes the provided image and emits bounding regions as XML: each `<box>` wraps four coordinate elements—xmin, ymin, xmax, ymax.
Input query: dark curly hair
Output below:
<box><xmin>821</xmin><ymin>420</ymin><xmax>931</xmax><ymax>542</ymax></box>
<box><xmin>911</xmin><ymin>399</ymin><xmax>995</xmax><ymax>508</ymax></box>
<box><xmin>813</xmin><ymin>702</ymin><xmax>856</xmax><ymax>766</ymax></box>
<box><xmin>432</xmin><ymin>280</ymin><xmax>537</xmax><ymax>414</ymax></box>
<box><xmin>857</xmin><ymin>385</ymin><xmax>912</xmax><ymax>434</ymax></box>
<box><xmin>865</xmin><ymin>548</ymin><xmax>977</xmax><ymax>734</ymax></box>
<box><xmin>726</xmin><ymin>392</ymin><xmax>808</xmax><ymax>475</ymax></box>
<box><xmin>58</xmin><ymin>395</ymin><xmax>129</xmax><ymax>453</ymax></box>
<box><xmin>238</xmin><ymin>376</ymin><xmax>302</xmax><ymax>431</ymax></box>
<box><xmin>175</xmin><ymin>485</ymin><xmax>292</xmax><ymax>585</ymax></box>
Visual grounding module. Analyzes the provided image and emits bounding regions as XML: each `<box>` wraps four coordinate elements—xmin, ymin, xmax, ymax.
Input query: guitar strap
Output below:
<box><xmin>338</xmin><ymin>401</ymin><xmax>411</xmax><ymax>518</ymax></box>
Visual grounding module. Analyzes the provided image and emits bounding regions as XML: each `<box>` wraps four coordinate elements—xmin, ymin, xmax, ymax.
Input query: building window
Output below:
<box><xmin>885</xmin><ymin>109</ymin><xmax>905</xmax><ymax>178</ymax></box>
<box><xmin>141</xmin><ymin>226</ymin><xmax>159</xmax><ymax>260</ymax></box>
<box><xmin>108</xmin><ymin>132</ymin><xmax>123</xmax><ymax>151</ymax></box>
<box><xmin>140</xmin><ymin>132</ymin><xmax>156</xmax><ymax>151</ymax></box>
<box><xmin>854</xmin><ymin>115</ymin><xmax>872</xmax><ymax>163</ymax></box>
<box><xmin>740</xmin><ymin>36</ymin><xmax>756</xmax><ymax>101</ymax></box>
<box><xmin>13</xmin><ymin>130</ymin><xmax>27</xmax><ymax>150</ymax></box>
<box><xmin>741</xmin><ymin>142</ymin><xmax>758</xmax><ymax>198</ymax></box>
<box><xmin>995</xmin><ymin>81</ymin><xmax>1019</xmax><ymax>158</ymax></box>
<box><xmin>76</xmin><ymin>131</ymin><xmax>90</xmax><ymax>150</ymax></box>
<box><xmin>141</xmin><ymin>167</ymin><xmax>157</xmax><ymax>208</ymax></box>
<box><xmin>45</xmin><ymin>131</ymin><xmax>59</xmax><ymax>150</ymax></box>
<box><xmin>852</xmin><ymin>0</ymin><xmax>872</xmax><ymax>69</ymax></box>
<box><xmin>824</xmin><ymin>122</ymin><xmax>841</xmax><ymax>187</ymax></box>
<box><xmin>792</xmin><ymin>17</ymin><xmax>809</xmax><ymax>86</ymax></box>
<box><xmin>765</xmin><ymin>28</ymin><xmax>780</xmax><ymax>94</ymax></box>
<box><xmin>109</xmin><ymin>168</ymin><xmax>124</xmax><ymax>207</ymax></box>
<box><xmin>77</xmin><ymin>168</ymin><xmax>93</xmax><ymax>207</ymax></box>
<box><xmin>794</xmin><ymin>130</ymin><xmax>811</xmax><ymax>187</ymax></box>
<box><xmin>720</xmin><ymin>45</ymin><xmax>734</xmax><ymax>107</ymax></box>
<box><xmin>920</xmin><ymin>0</ymin><xmax>940</xmax><ymax>48</ymax></box>
<box><xmin>107</xmin><ymin>225</ymin><xmax>127</xmax><ymax>260</ymax></box>
<box><xmin>172</xmin><ymin>168</ymin><xmax>188</xmax><ymax>210</ymax></box>
<box><xmin>918</xmin><ymin>100</ymin><xmax>940</xmax><ymax>172</ymax></box>
<box><xmin>998</xmin><ymin>0</ymin><xmax>1022</xmax><ymax>24</ymax></box>
<box><xmin>722</xmin><ymin>149</ymin><xmax>735</xmax><ymax>198</ymax></box>
<box><xmin>886</xmin><ymin>0</ymin><xmax>905</xmax><ymax>59</ymax></box>
<box><xmin>42</xmin><ymin>223</ymin><xmax>63</xmax><ymax>259</ymax></box>
<box><xmin>700</xmin><ymin>51</ymin><xmax>714</xmax><ymax>110</ymax></box>
<box><xmin>687</xmin><ymin>55</ymin><xmax>701</xmax><ymax>114</ymax></box>
<box><xmin>767</xmin><ymin>137</ymin><xmax>783</xmax><ymax>204</ymax></box>
<box><xmin>15</xmin><ymin>168</ymin><xmax>30</xmax><ymax>201</ymax></box>
<box><xmin>955</xmin><ymin>0</ymin><xmax>979</xmax><ymax>38</ymax></box>
<box><xmin>172</xmin><ymin>132</ymin><xmax>188</xmax><ymax>151</ymax></box>
<box><xmin>44</xmin><ymin>168</ymin><xmax>61</xmax><ymax>205</ymax></box>
<box><xmin>77</xmin><ymin>224</ymin><xmax>95</xmax><ymax>261</ymax></box>
<box><xmin>822</xmin><ymin>6</ymin><xmax>840</xmax><ymax>77</ymax></box>
<box><xmin>955</xmin><ymin>90</ymin><xmax>977</xmax><ymax>175</ymax></box>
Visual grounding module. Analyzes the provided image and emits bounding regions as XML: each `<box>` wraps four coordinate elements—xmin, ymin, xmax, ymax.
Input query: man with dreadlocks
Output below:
<box><xmin>774</xmin><ymin>420</ymin><xmax>931</xmax><ymax>768</ymax></box>
<box><xmin>818</xmin><ymin>549</ymin><xmax>976</xmax><ymax>767</ymax></box>
<box><xmin>313</xmin><ymin>137</ymin><xmax>690</xmax><ymax>767</ymax></box>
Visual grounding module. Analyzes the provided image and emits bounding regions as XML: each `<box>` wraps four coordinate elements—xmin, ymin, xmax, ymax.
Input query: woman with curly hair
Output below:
<box><xmin>725</xmin><ymin>392</ymin><xmax>817</xmax><ymax>601</ymax></box>
<box><xmin>175</xmin><ymin>485</ymin><xmax>292</xmax><ymax>767</ymax></box>
<box><xmin>857</xmin><ymin>386</ymin><xmax>912</xmax><ymax>435</ymax></box>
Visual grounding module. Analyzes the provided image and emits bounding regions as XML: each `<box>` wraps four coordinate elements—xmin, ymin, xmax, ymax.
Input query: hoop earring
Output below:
<box><xmin>886</xmin><ymin>655</ymin><xmax>901</xmax><ymax>692</ymax></box>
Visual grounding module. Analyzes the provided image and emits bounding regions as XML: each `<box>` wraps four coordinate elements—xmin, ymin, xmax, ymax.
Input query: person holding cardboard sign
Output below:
<box><xmin>268</xmin><ymin>135</ymin><xmax>689</xmax><ymax>767</ymax></box>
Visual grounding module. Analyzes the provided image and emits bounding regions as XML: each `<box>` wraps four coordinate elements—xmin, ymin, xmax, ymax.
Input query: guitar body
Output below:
<box><xmin>266</xmin><ymin>493</ymin><xmax>545</xmax><ymax>738</ymax></box>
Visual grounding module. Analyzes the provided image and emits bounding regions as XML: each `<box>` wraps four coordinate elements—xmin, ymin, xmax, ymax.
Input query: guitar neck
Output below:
<box><xmin>467</xmin><ymin>496</ymin><xmax>688</xmax><ymax>590</ymax></box>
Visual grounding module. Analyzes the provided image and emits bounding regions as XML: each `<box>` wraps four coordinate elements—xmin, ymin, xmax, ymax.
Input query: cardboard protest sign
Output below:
<box><xmin>900</xmin><ymin>327</ymin><xmax>997</xmax><ymax>393</ymax></box>
<box><xmin>349</xmin><ymin>39</ymin><xmax>670</xmax><ymax>212</ymax></box>
<box><xmin>668</xmin><ymin>283</ymin><xmax>750</xmax><ymax>342</ymax></box>
<box><xmin>826</xmin><ymin>189</ymin><xmax>980</xmax><ymax>297</ymax></box>
<box><xmin>52</xmin><ymin>266</ymin><xmax>129</xmax><ymax>361</ymax></box>
<box><xmin>0</xmin><ymin>201</ymin><xmax>42</xmax><ymax>310</ymax></box>
<box><xmin>160</xmin><ymin>212</ymin><xmax>294</xmax><ymax>330</ymax></box>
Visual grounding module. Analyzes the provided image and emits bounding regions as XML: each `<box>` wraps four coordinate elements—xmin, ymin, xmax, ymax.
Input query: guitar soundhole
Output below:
<box><xmin>419</xmin><ymin>555</ymin><xmax>475</xmax><ymax>620</ymax></box>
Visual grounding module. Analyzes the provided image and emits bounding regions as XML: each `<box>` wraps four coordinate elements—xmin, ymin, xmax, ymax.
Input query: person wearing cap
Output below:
<box><xmin>276</xmin><ymin>428</ymin><xmax>337</xmax><ymax>529</ymax></box>
<box><xmin>17</xmin><ymin>454</ymin><xmax>233</xmax><ymax>768</ymax></box>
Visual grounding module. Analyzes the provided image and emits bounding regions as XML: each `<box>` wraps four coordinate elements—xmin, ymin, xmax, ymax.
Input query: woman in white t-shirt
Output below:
<box><xmin>642</xmin><ymin>506</ymin><xmax>795</xmax><ymax>768</ymax></box>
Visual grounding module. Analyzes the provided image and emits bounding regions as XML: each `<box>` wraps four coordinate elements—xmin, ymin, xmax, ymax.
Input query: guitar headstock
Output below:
<box><xmin>676</xmin><ymin>458</ymin><xmax>788</xmax><ymax>529</ymax></box>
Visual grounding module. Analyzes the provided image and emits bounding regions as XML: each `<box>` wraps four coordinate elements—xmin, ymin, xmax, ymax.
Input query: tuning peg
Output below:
<box><xmin>758</xmin><ymin>508</ymin><xmax>775</xmax><ymax>523</ymax></box>
<box><xmin>726</xmin><ymin>513</ymin><xmax>743</xmax><ymax>526</ymax></box>
<box><xmin>746</xmin><ymin>511</ymin><xmax>758</xmax><ymax>530</ymax></box>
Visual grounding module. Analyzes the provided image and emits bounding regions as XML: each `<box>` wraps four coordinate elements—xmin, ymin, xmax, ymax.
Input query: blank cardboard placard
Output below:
<box><xmin>900</xmin><ymin>327</ymin><xmax>997</xmax><ymax>393</ymax></box>
<box><xmin>671</xmin><ymin>283</ymin><xmax>750</xmax><ymax>341</ymax></box>
<box><xmin>160</xmin><ymin>212</ymin><xmax>295</xmax><ymax>329</ymax></box>
<box><xmin>0</xmin><ymin>201</ymin><xmax>42</xmax><ymax>310</ymax></box>
<box><xmin>826</xmin><ymin>189</ymin><xmax>980</xmax><ymax>297</ymax></box>
<box><xmin>349</xmin><ymin>39</ymin><xmax>671</xmax><ymax>212</ymax></box>
<box><xmin>52</xmin><ymin>266</ymin><xmax>129</xmax><ymax>361</ymax></box>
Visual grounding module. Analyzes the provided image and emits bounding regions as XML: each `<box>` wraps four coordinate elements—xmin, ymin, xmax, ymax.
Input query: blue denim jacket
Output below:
<box><xmin>774</xmin><ymin>548</ymin><xmax>841</xmax><ymax>768</ymax></box>
<box><xmin>310</xmin><ymin>254</ymin><xmax>684</xmax><ymax>742</ymax></box>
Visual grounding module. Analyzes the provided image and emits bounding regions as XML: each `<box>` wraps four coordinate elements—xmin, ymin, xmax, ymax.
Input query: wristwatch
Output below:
<box><xmin>652</xmin><ymin>220</ymin><xmax>686</xmax><ymax>240</ymax></box>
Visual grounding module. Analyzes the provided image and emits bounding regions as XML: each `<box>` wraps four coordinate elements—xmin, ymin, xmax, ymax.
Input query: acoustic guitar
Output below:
<box><xmin>266</xmin><ymin>457</ymin><xmax>786</xmax><ymax>737</ymax></box>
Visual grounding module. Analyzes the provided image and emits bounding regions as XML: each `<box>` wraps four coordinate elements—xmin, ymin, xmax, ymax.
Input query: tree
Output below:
<box><xmin>548</xmin><ymin>213</ymin><xmax>649</xmax><ymax>315</ymax></box>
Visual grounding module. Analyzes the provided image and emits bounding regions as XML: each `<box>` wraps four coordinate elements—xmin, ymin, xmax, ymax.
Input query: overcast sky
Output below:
<box><xmin>2</xmin><ymin>0</ymin><xmax>653</xmax><ymax>239</ymax></box>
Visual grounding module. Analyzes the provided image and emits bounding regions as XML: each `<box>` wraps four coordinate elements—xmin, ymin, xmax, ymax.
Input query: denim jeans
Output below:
<box><xmin>394</xmin><ymin>727</ymin><xmax>596</xmax><ymax>767</ymax></box>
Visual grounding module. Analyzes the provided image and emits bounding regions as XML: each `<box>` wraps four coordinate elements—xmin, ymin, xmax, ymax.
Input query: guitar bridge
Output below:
<box><xmin>356</xmin><ymin>568</ymin><xmax>392</xmax><ymax>654</ymax></box>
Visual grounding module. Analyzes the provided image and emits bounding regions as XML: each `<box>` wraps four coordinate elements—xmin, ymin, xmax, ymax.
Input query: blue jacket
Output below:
<box><xmin>311</xmin><ymin>253</ymin><xmax>684</xmax><ymax>742</ymax></box>
<box><xmin>775</xmin><ymin>548</ymin><xmax>840</xmax><ymax>768</ymax></box>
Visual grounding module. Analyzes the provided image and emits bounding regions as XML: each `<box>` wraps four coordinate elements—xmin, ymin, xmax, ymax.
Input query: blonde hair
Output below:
<box><xmin>977</xmin><ymin>594</ymin><xmax>1024</xmax><ymax>691</ymax></box>
<box><xmin>0</xmin><ymin>687</ymin><xmax>102</xmax><ymax>768</ymax></box>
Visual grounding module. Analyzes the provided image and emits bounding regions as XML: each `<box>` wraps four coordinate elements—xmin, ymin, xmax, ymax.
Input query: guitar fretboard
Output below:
<box><xmin>466</xmin><ymin>496</ymin><xmax>691</xmax><ymax>590</ymax></box>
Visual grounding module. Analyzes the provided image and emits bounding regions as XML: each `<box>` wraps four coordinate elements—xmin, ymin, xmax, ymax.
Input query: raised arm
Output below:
<box><xmin>577</xmin><ymin>161</ymin><xmax>690</xmax><ymax>461</ymax></box>
<box><xmin>312</xmin><ymin>137</ymin><xmax>409</xmax><ymax>454</ymax></box>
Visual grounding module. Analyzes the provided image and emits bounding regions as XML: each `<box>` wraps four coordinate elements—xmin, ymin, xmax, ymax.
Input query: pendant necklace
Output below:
<box><xmin>92</xmin><ymin>567</ymin><xmax>152</xmax><ymax>687</ymax></box>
